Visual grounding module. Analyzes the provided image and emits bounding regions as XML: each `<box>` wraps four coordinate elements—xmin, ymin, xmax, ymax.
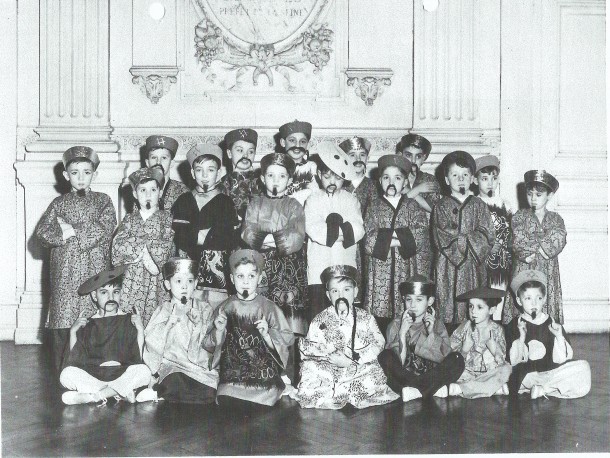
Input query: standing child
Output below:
<box><xmin>219</xmin><ymin>128</ymin><xmax>262</xmax><ymax>223</ymax></box>
<box><xmin>112</xmin><ymin>167</ymin><xmax>174</xmax><ymax>326</ymax></box>
<box><xmin>377</xmin><ymin>275</ymin><xmax>465</xmax><ymax>402</ymax></box>
<box><xmin>448</xmin><ymin>286</ymin><xmax>512</xmax><ymax>398</ymax></box>
<box><xmin>278</xmin><ymin>119</ymin><xmax>319</xmax><ymax>206</ymax></box>
<box><xmin>206</xmin><ymin>249</ymin><xmax>294</xmax><ymax>406</ymax></box>
<box><xmin>138</xmin><ymin>258</ymin><xmax>219</xmax><ymax>404</ymax></box>
<box><xmin>242</xmin><ymin>153</ymin><xmax>307</xmax><ymax>336</ymax></box>
<box><xmin>297</xmin><ymin>265</ymin><xmax>399</xmax><ymax>409</ymax></box>
<box><xmin>474</xmin><ymin>155</ymin><xmax>513</xmax><ymax>320</ymax></box>
<box><xmin>304</xmin><ymin>141</ymin><xmax>364</xmax><ymax>322</ymax></box>
<box><xmin>396</xmin><ymin>133</ymin><xmax>440</xmax><ymax>213</ymax></box>
<box><xmin>60</xmin><ymin>265</ymin><xmax>151</xmax><ymax>405</ymax></box>
<box><xmin>144</xmin><ymin>135</ymin><xmax>189</xmax><ymax>211</ymax></box>
<box><xmin>364</xmin><ymin>155</ymin><xmax>431</xmax><ymax>334</ymax></box>
<box><xmin>505</xmin><ymin>270</ymin><xmax>590</xmax><ymax>399</ymax></box>
<box><xmin>36</xmin><ymin>146</ymin><xmax>117</xmax><ymax>374</ymax></box>
<box><xmin>503</xmin><ymin>171</ymin><xmax>566</xmax><ymax>324</ymax></box>
<box><xmin>432</xmin><ymin>151</ymin><xmax>495</xmax><ymax>329</ymax></box>
<box><xmin>172</xmin><ymin>144</ymin><xmax>238</xmax><ymax>307</ymax></box>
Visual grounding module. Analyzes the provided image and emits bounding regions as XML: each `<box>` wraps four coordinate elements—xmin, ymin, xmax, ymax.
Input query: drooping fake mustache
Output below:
<box><xmin>237</xmin><ymin>157</ymin><xmax>252</xmax><ymax>168</ymax></box>
<box><xmin>470</xmin><ymin>316</ymin><xmax>476</xmax><ymax>330</ymax></box>
<box><xmin>325</xmin><ymin>184</ymin><xmax>337</xmax><ymax>195</ymax></box>
<box><xmin>353</xmin><ymin>161</ymin><xmax>366</xmax><ymax>168</ymax></box>
<box><xmin>334</xmin><ymin>297</ymin><xmax>349</xmax><ymax>315</ymax></box>
<box><xmin>411</xmin><ymin>164</ymin><xmax>419</xmax><ymax>175</ymax></box>
<box><xmin>385</xmin><ymin>184</ymin><xmax>397</xmax><ymax>197</ymax></box>
<box><xmin>287</xmin><ymin>146</ymin><xmax>307</xmax><ymax>156</ymax></box>
<box><xmin>102</xmin><ymin>300</ymin><xmax>119</xmax><ymax>316</ymax></box>
<box><xmin>151</xmin><ymin>164</ymin><xmax>165</xmax><ymax>174</ymax></box>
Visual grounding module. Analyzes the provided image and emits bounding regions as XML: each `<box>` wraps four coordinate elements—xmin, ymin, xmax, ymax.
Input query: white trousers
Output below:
<box><xmin>60</xmin><ymin>365</ymin><xmax>151</xmax><ymax>398</ymax></box>
<box><xmin>519</xmin><ymin>360</ymin><xmax>591</xmax><ymax>399</ymax></box>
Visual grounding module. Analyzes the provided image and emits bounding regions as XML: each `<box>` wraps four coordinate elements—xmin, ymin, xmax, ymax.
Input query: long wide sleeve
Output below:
<box><xmin>72</xmin><ymin>195</ymin><xmax>117</xmax><ymax>251</ymax></box>
<box><xmin>112</xmin><ymin>214</ymin><xmax>145</xmax><ymax>265</ymax></box>
<box><xmin>146</xmin><ymin>212</ymin><xmax>174</xmax><ymax>268</ymax></box>
<box><xmin>171</xmin><ymin>194</ymin><xmax>199</xmax><ymax>258</ymax></box>
<box><xmin>274</xmin><ymin>200</ymin><xmax>306</xmax><ymax>256</ymax></box>
<box><xmin>539</xmin><ymin>213</ymin><xmax>567</xmax><ymax>259</ymax></box>
<box><xmin>36</xmin><ymin>198</ymin><xmax>65</xmax><ymax>248</ymax></box>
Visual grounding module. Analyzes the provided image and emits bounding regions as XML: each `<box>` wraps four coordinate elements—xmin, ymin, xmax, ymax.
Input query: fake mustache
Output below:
<box><xmin>470</xmin><ymin>316</ymin><xmax>476</xmax><ymax>330</ymax></box>
<box><xmin>237</xmin><ymin>157</ymin><xmax>252</xmax><ymax>168</ymax></box>
<box><xmin>287</xmin><ymin>146</ymin><xmax>307</xmax><ymax>156</ymax></box>
<box><xmin>334</xmin><ymin>297</ymin><xmax>349</xmax><ymax>315</ymax></box>
<box><xmin>385</xmin><ymin>184</ymin><xmax>397</xmax><ymax>196</ymax></box>
<box><xmin>151</xmin><ymin>164</ymin><xmax>165</xmax><ymax>174</ymax></box>
<box><xmin>325</xmin><ymin>184</ymin><xmax>337</xmax><ymax>195</ymax></box>
<box><xmin>353</xmin><ymin>160</ymin><xmax>366</xmax><ymax>168</ymax></box>
<box><xmin>76</xmin><ymin>189</ymin><xmax>86</xmax><ymax>197</ymax></box>
<box><xmin>102</xmin><ymin>300</ymin><xmax>119</xmax><ymax>315</ymax></box>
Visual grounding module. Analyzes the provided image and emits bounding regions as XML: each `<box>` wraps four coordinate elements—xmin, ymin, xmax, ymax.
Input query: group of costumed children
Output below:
<box><xmin>37</xmin><ymin>123</ymin><xmax>591</xmax><ymax>409</ymax></box>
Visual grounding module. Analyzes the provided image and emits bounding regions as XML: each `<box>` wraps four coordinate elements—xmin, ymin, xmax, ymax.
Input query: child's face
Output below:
<box><xmin>63</xmin><ymin>161</ymin><xmax>96</xmax><ymax>191</ymax></box>
<box><xmin>133</xmin><ymin>179</ymin><xmax>161</xmax><ymax>211</ymax></box>
<box><xmin>326</xmin><ymin>277</ymin><xmax>358</xmax><ymax>311</ymax></box>
<box><xmin>261</xmin><ymin>164</ymin><xmax>292</xmax><ymax>197</ymax></box>
<box><xmin>476</xmin><ymin>171</ymin><xmax>499</xmax><ymax>196</ymax></box>
<box><xmin>164</xmin><ymin>272</ymin><xmax>196</xmax><ymax>302</ymax></box>
<box><xmin>92</xmin><ymin>283</ymin><xmax>122</xmax><ymax>315</ymax></box>
<box><xmin>527</xmin><ymin>187</ymin><xmax>553</xmax><ymax>211</ymax></box>
<box><xmin>400</xmin><ymin>146</ymin><xmax>426</xmax><ymax>170</ymax></box>
<box><xmin>347</xmin><ymin>148</ymin><xmax>368</xmax><ymax>175</ymax></box>
<box><xmin>281</xmin><ymin>133</ymin><xmax>309</xmax><ymax>162</ymax></box>
<box><xmin>468</xmin><ymin>298</ymin><xmax>495</xmax><ymax>325</ymax></box>
<box><xmin>318</xmin><ymin>168</ymin><xmax>345</xmax><ymax>194</ymax></box>
<box><xmin>404</xmin><ymin>294</ymin><xmax>434</xmax><ymax>319</ymax></box>
<box><xmin>445</xmin><ymin>163</ymin><xmax>473</xmax><ymax>195</ymax></box>
<box><xmin>192</xmin><ymin>158</ymin><xmax>220</xmax><ymax>191</ymax></box>
<box><xmin>227</xmin><ymin>141</ymin><xmax>256</xmax><ymax>171</ymax></box>
<box><xmin>379</xmin><ymin>166</ymin><xmax>406</xmax><ymax>197</ymax></box>
<box><xmin>230</xmin><ymin>263</ymin><xmax>261</xmax><ymax>298</ymax></box>
<box><xmin>146</xmin><ymin>149</ymin><xmax>172</xmax><ymax>178</ymax></box>
<box><xmin>516</xmin><ymin>287</ymin><xmax>546</xmax><ymax>318</ymax></box>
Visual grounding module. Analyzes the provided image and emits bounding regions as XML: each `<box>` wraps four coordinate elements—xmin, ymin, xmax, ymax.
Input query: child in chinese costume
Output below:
<box><xmin>144</xmin><ymin>135</ymin><xmax>189</xmax><ymax>211</ymax></box>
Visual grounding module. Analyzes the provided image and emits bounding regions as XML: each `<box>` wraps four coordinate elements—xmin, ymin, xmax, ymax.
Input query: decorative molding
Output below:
<box><xmin>130</xmin><ymin>67</ymin><xmax>179</xmax><ymax>104</ymax></box>
<box><xmin>345</xmin><ymin>68</ymin><xmax>393</xmax><ymax>106</ymax></box>
<box><xmin>562</xmin><ymin>299</ymin><xmax>609</xmax><ymax>333</ymax></box>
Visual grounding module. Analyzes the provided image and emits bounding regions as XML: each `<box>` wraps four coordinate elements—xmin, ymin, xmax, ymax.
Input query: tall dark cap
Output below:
<box><xmin>455</xmin><ymin>286</ymin><xmax>506</xmax><ymax>301</ymax></box>
<box><xmin>397</xmin><ymin>134</ymin><xmax>432</xmax><ymax>157</ymax></box>
<box><xmin>378</xmin><ymin>154</ymin><xmax>412</xmax><ymax>176</ymax></box>
<box><xmin>162</xmin><ymin>258</ymin><xmax>198</xmax><ymax>280</ymax></box>
<box><xmin>441</xmin><ymin>150</ymin><xmax>476</xmax><ymax>175</ymax></box>
<box><xmin>339</xmin><ymin>137</ymin><xmax>371</xmax><ymax>154</ymax></box>
<box><xmin>524</xmin><ymin>170</ymin><xmax>559</xmax><ymax>193</ymax></box>
<box><xmin>260</xmin><ymin>153</ymin><xmax>297</xmax><ymax>177</ymax></box>
<box><xmin>399</xmin><ymin>274</ymin><xmax>435</xmax><ymax>297</ymax></box>
<box><xmin>145</xmin><ymin>135</ymin><xmax>179</xmax><ymax>159</ymax></box>
<box><xmin>279</xmin><ymin>120</ymin><xmax>312</xmax><ymax>140</ymax></box>
<box><xmin>128</xmin><ymin>167</ymin><xmax>165</xmax><ymax>189</ymax></box>
<box><xmin>78</xmin><ymin>265</ymin><xmax>129</xmax><ymax>295</ymax></box>
<box><xmin>320</xmin><ymin>265</ymin><xmax>358</xmax><ymax>286</ymax></box>
<box><xmin>224</xmin><ymin>128</ymin><xmax>258</xmax><ymax>150</ymax></box>
<box><xmin>63</xmin><ymin>146</ymin><xmax>100</xmax><ymax>170</ymax></box>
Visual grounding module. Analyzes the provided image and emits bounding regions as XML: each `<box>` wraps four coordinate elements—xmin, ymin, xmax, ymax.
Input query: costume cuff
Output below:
<box><xmin>395</xmin><ymin>227</ymin><xmax>416</xmax><ymax>259</ymax></box>
<box><xmin>340</xmin><ymin>222</ymin><xmax>356</xmax><ymax>248</ymax></box>
<box><xmin>326</xmin><ymin>221</ymin><xmax>340</xmax><ymax>247</ymax></box>
<box><xmin>372</xmin><ymin>228</ymin><xmax>393</xmax><ymax>261</ymax></box>
<box><xmin>249</xmin><ymin>231</ymin><xmax>267</xmax><ymax>251</ymax></box>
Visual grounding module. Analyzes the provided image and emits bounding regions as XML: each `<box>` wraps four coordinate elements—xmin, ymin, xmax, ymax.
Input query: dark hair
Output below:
<box><xmin>193</xmin><ymin>154</ymin><xmax>221</xmax><ymax>169</ymax></box>
<box><xmin>444</xmin><ymin>156</ymin><xmax>475</xmax><ymax>177</ymax></box>
<box><xmin>517</xmin><ymin>280</ymin><xmax>546</xmax><ymax>298</ymax></box>
<box><xmin>65</xmin><ymin>157</ymin><xmax>94</xmax><ymax>170</ymax></box>
<box><xmin>137</xmin><ymin>177</ymin><xmax>164</xmax><ymax>189</ymax></box>
<box><xmin>327</xmin><ymin>276</ymin><xmax>357</xmax><ymax>289</ymax></box>
<box><xmin>525</xmin><ymin>182</ymin><xmax>551</xmax><ymax>193</ymax></box>
<box><xmin>232</xmin><ymin>258</ymin><xmax>260</xmax><ymax>273</ymax></box>
<box><xmin>102</xmin><ymin>276</ymin><xmax>123</xmax><ymax>290</ymax></box>
<box><xmin>477</xmin><ymin>166</ymin><xmax>499</xmax><ymax>177</ymax></box>
<box><xmin>317</xmin><ymin>159</ymin><xmax>331</xmax><ymax>175</ymax></box>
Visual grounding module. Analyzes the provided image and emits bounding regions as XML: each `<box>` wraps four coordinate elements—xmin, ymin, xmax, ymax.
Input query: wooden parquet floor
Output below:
<box><xmin>2</xmin><ymin>334</ymin><xmax>609</xmax><ymax>456</ymax></box>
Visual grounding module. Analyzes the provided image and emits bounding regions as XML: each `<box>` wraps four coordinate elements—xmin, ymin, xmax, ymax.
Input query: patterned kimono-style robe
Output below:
<box><xmin>404</xmin><ymin>170</ymin><xmax>441</xmax><ymax>211</ymax></box>
<box><xmin>503</xmin><ymin>210</ymin><xmax>567</xmax><ymax>324</ymax></box>
<box><xmin>450</xmin><ymin>320</ymin><xmax>512</xmax><ymax>398</ymax></box>
<box><xmin>432</xmin><ymin>195</ymin><xmax>495</xmax><ymax>324</ymax></box>
<box><xmin>143</xmin><ymin>299</ymin><xmax>218</xmax><ymax>389</ymax></box>
<box><xmin>206</xmin><ymin>295</ymin><xmax>295</xmax><ymax>406</ymax></box>
<box><xmin>36</xmin><ymin>190</ymin><xmax>117</xmax><ymax>329</ymax></box>
<box><xmin>479</xmin><ymin>194</ymin><xmax>513</xmax><ymax>289</ymax></box>
<box><xmin>304</xmin><ymin>189</ymin><xmax>365</xmax><ymax>286</ymax></box>
<box><xmin>364</xmin><ymin>195</ymin><xmax>431</xmax><ymax>319</ymax></box>
<box><xmin>219</xmin><ymin>169</ymin><xmax>263</xmax><ymax>221</ymax></box>
<box><xmin>112</xmin><ymin>209</ymin><xmax>174</xmax><ymax>326</ymax></box>
<box><xmin>286</xmin><ymin>161</ymin><xmax>319</xmax><ymax>207</ymax></box>
<box><xmin>297</xmin><ymin>305</ymin><xmax>399</xmax><ymax>409</ymax></box>
<box><xmin>172</xmin><ymin>192</ymin><xmax>238</xmax><ymax>294</ymax></box>
<box><xmin>242</xmin><ymin>194</ymin><xmax>308</xmax><ymax>335</ymax></box>
<box><xmin>160</xmin><ymin>178</ymin><xmax>189</xmax><ymax>212</ymax></box>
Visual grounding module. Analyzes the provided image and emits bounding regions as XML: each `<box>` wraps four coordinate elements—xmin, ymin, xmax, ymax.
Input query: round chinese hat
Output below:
<box><xmin>162</xmin><ymin>258</ymin><xmax>198</xmax><ymax>280</ymax></box>
<box><xmin>128</xmin><ymin>167</ymin><xmax>165</xmax><ymax>190</ymax></box>
<box><xmin>187</xmin><ymin>143</ymin><xmax>223</xmax><ymax>167</ymax></box>
<box><xmin>475</xmin><ymin>155</ymin><xmax>500</xmax><ymax>175</ymax></box>
<box><xmin>77</xmin><ymin>264</ymin><xmax>129</xmax><ymax>295</ymax></box>
<box><xmin>320</xmin><ymin>265</ymin><xmax>358</xmax><ymax>286</ymax></box>
<box><xmin>455</xmin><ymin>286</ymin><xmax>506</xmax><ymax>301</ymax></box>
<box><xmin>224</xmin><ymin>128</ymin><xmax>258</xmax><ymax>149</ymax></box>
<box><xmin>378</xmin><ymin>154</ymin><xmax>412</xmax><ymax>176</ymax></box>
<box><xmin>279</xmin><ymin>120</ymin><xmax>313</xmax><ymax>140</ymax></box>
<box><xmin>399</xmin><ymin>274</ymin><xmax>435</xmax><ymax>297</ymax></box>
<box><xmin>315</xmin><ymin>141</ymin><xmax>358</xmax><ymax>181</ymax></box>
<box><xmin>510</xmin><ymin>269</ymin><xmax>547</xmax><ymax>296</ymax></box>
<box><xmin>441</xmin><ymin>150</ymin><xmax>476</xmax><ymax>175</ymax></box>
<box><xmin>339</xmin><ymin>137</ymin><xmax>371</xmax><ymax>154</ymax></box>
<box><xmin>229</xmin><ymin>249</ymin><xmax>265</xmax><ymax>273</ymax></box>
<box><xmin>145</xmin><ymin>135</ymin><xmax>179</xmax><ymax>159</ymax></box>
<box><xmin>260</xmin><ymin>152</ymin><xmax>297</xmax><ymax>177</ymax></box>
<box><xmin>396</xmin><ymin>133</ymin><xmax>432</xmax><ymax>157</ymax></box>
<box><xmin>62</xmin><ymin>146</ymin><xmax>100</xmax><ymax>171</ymax></box>
<box><xmin>524</xmin><ymin>170</ymin><xmax>559</xmax><ymax>193</ymax></box>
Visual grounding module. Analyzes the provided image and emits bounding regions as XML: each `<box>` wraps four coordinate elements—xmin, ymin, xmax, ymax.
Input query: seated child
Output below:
<box><xmin>172</xmin><ymin>144</ymin><xmax>238</xmax><ymax>307</ymax></box>
<box><xmin>448</xmin><ymin>286</ymin><xmax>512</xmax><ymax>398</ymax></box>
<box><xmin>242</xmin><ymin>152</ymin><xmax>307</xmax><ymax>336</ymax></box>
<box><xmin>396</xmin><ymin>133</ymin><xmax>440</xmax><ymax>213</ymax></box>
<box><xmin>278</xmin><ymin>119</ymin><xmax>319</xmax><ymax>206</ymax></box>
<box><xmin>206</xmin><ymin>249</ymin><xmax>294</xmax><ymax>406</ymax></box>
<box><xmin>505</xmin><ymin>270</ymin><xmax>591</xmax><ymax>399</ymax></box>
<box><xmin>504</xmin><ymin>170</ymin><xmax>566</xmax><ymax>324</ymax></box>
<box><xmin>377</xmin><ymin>275</ymin><xmax>465</xmax><ymax>402</ymax></box>
<box><xmin>364</xmin><ymin>155</ymin><xmax>431</xmax><ymax>334</ymax></box>
<box><xmin>432</xmin><ymin>151</ymin><xmax>495</xmax><ymax>328</ymax></box>
<box><xmin>297</xmin><ymin>265</ymin><xmax>399</xmax><ymax>409</ymax></box>
<box><xmin>474</xmin><ymin>155</ymin><xmax>512</xmax><ymax>320</ymax></box>
<box><xmin>144</xmin><ymin>135</ymin><xmax>189</xmax><ymax>211</ymax></box>
<box><xmin>60</xmin><ymin>265</ymin><xmax>151</xmax><ymax>405</ymax></box>
<box><xmin>304</xmin><ymin>141</ymin><xmax>364</xmax><ymax>322</ymax></box>
<box><xmin>112</xmin><ymin>167</ymin><xmax>174</xmax><ymax>326</ymax></box>
<box><xmin>139</xmin><ymin>258</ymin><xmax>218</xmax><ymax>404</ymax></box>
<box><xmin>36</xmin><ymin>146</ymin><xmax>117</xmax><ymax>373</ymax></box>
<box><xmin>219</xmin><ymin>128</ymin><xmax>262</xmax><ymax>222</ymax></box>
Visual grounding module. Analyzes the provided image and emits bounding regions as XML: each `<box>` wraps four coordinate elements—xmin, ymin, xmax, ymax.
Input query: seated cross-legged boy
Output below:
<box><xmin>139</xmin><ymin>258</ymin><xmax>218</xmax><ymax>404</ymax></box>
<box><xmin>448</xmin><ymin>286</ymin><xmax>512</xmax><ymax>398</ymax></box>
<box><xmin>377</xmin><ymin>275</ymin><xmax>465</xmax><ymax>402</ymax></box>
<box><xmin>505</xmin><ymin>270</ymin><xmax>591</xmax><ymax>399</ymax></box>
<box><xmin>206</xmin><ymin>249</ymin><xmax>294</xmax><ymax>407</ymax></box>
<box><xmin>297</xmin><ymin>265</ymin><xmax>399</xmax><ymax>409</ymax></box>
<box><xmin>60</xmin><ymin>265</ymin><xmax>151</xmax><ymax>405</ymax></box>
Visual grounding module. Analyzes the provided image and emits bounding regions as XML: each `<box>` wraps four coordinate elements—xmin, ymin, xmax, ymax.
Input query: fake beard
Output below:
<box><xmin>530</xmin><ymin>310</ymin><xmax>537</xmax><ymax>320</ymax></box>
<box><xmin>76</xmin><ymin>189</ymin><xmax>86</xmax><ymax>197</ymax></box>
<box><xmin>470</xmin><ymin>317</ymin><xmax>476</xmax><ymax>330</ymax></box>
<box><xmin>151</xmin><ymin>164</ymin><xmax>165</xmax><ymax>174</ymax></box>
<box><xmin>530</xmin><ymin>204</ymin><xmax>537</xmax><ymax>211</ymax></box>
<box><xmin>145</xmin><ymin>201</ymin><xmax>152</xmax><ymax>210</ymax></box>
<box><xmin>325</xmin><ymin>184</ymin><xmax>337</xmax><ymax>196</ymax></box>
<box><xmin>459</xmin><ymin>186</ymin><xmax>466</xmax><ymax>195</ymax></box>
<box><xmin>241</xmin><ymin>289</ymin><xmax>249</xmax><ymax>299</ymax></box>
<box><xmin>237</xmin><ymin>158</ymin><xmax>252</xmax><ymax>169</ymax></box>
<box><xmin>180</xmin><ymin>296</ymin><xmax>188</xmax><ymax>305</ymax></box>
<box><xmin>287</xmin><ymin>146</ymin><xmax>308</xmax><ymax>163</ymax></box>
<box><xmin>102</xmin><ymin>300</ymin><xmax>119</xmax><ymax>317</ymax></box>
<box><xmin>385</xmin><ymin>184</ymin><xmax>397</xmax><ymax>197</ymax></box>
<box><xmin>272</xmin><ymin>186</ymin><xmax>278</xmax><ymax>196</ymax></box>
<box><xmin>408</xmin><ymin>311</ymin><xmax>416</xmax><ymax>321</ymax></box>
<box><xmin>334</xmin><ymin>298</ymin><xmax>350</xmax><ymax>316</ymax></box>
<box><xmin>411</xmin><ymin>164</ymin><xmax>419</xmax><ymax>175</ymax></box>
<box><xmin>202</xmin><ymin>184</ymin><xmax>209</xmax><ymax>192</ymax></box>
<box><xmin>487</xmin><ymin>190</ymin><xmax>493</xmax><ymax>197</ymax></box>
